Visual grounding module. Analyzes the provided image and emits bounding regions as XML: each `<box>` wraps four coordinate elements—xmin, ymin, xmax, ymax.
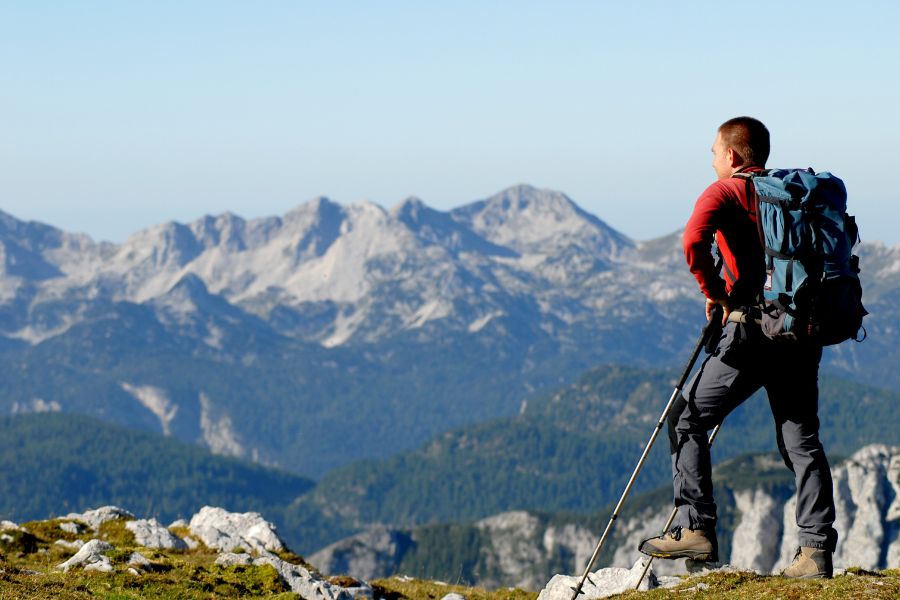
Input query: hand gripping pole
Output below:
<box><xmin>568</xmin><ymin>308</ymin><xmax>723</xmax><ymax>600</ymax></box>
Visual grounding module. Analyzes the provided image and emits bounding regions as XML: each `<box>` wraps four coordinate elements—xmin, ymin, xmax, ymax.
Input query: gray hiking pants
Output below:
<box><xmin>667</xmin><ymin>320</ymin><xmax>837</xmax><ymax>551</ymax></box>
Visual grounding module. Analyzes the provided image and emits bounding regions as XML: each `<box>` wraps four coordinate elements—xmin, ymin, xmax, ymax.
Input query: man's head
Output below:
<box><xmin>711</xmin><ymin>116</ymin><xmax>770</xmax><ymax>180</ymax></box>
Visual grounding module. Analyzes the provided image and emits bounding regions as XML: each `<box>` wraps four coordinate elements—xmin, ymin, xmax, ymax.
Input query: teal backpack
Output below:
<box><xmin>736</xmin><ymin>168</ymin><xmax>867</xmax><ymax>345</ymax></box>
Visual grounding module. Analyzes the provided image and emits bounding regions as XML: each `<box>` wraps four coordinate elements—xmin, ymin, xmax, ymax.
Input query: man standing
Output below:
<box><xmin>637</xmin><ymin>117</ymin><xmax>837</xmax><ymax>579</ymax></box>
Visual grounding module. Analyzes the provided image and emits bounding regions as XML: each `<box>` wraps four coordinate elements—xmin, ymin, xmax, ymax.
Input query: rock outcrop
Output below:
<box><xmin>536</xmin><ymin>558</ymin><xmax>672</xmax><ymax>600</ymax></box>
<box><xmin>217</xmin><ymin>551</ymin><xmax>369</xmax><ymax>600</ymax></box>
<box><xmin>188</xmin><ymin>506</ymin><xmax>284</xmax><ymax>553</ymax></box>
<box><xmin>310</xmin><ymin>526</ymin><xmax>412</xmax><ymax>581</ymax></box>
<box><xmin>126</xmin><ymin>518</ymin><xmax>188</xmax><ymax>550</ymax></box>
<box><xmin>56</xmin><ymin>539</ymin><xmax>114</xmax><ymax>573</ymax></box>
<box><xmin>774</xmin><ymin>444</ymin><xmax>900</xmax><ymax>571</ymax></box>
<box><xmin>25</xmin><ymin>504</ymin><xmax>368</xmax><ymax>598</ymax></box>
<box><xmin>64</xmin><ymin>506</ymin><xmax>135</xmax><ymax>529</ymax></box>
<box><xmin>312</xmin><ymin>445</ymin><xmax>900</xmax><ymax>587</ymax></box>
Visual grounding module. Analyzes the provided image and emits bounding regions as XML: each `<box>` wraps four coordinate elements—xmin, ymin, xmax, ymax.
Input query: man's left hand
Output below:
<box><xmin>706</xmin><ymin>297</ymin><xmax>731</xmax><ymax>325</ymax></box>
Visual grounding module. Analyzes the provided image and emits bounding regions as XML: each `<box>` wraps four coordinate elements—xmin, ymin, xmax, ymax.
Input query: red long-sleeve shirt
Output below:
<box><xmin>683</xmin><ymin>169</ymin><xmax>766</xmax><ymax>306</ymax></box>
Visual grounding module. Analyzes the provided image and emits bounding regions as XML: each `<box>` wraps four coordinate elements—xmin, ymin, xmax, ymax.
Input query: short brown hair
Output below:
<box><xmin>718</xmin><ymin>116</ymin><xmax>770</xmax><ymax>167</ymax></box>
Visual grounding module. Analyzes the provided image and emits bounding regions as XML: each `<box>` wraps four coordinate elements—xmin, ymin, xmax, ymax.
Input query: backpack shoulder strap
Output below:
<box><xmin>731</xmin><ymin>171</ymin><xmax>767</xmax><ymax>255</ymax></box>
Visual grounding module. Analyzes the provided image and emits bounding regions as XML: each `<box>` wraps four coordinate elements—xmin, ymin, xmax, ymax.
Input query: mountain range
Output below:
<box><xmin>1</xmin><ymin>184</ymin><xmax>897</xmax><ymax>478</ymax></box>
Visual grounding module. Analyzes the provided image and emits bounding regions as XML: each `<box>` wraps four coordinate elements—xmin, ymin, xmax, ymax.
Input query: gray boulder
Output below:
<box><xmin>54</xmin><ymin>539</ymin><xmax>84</xmax><ymax>551</ymax></box>
<box><xmin>64</xmin><ymin>506</ymin><xmax>134</xmax><ymax>529</ymax></box>
<box><xmin>126</xmin><ymin>518</ymin><xmax>188</xmax><ymax>550</ymax></box>
<box><xmin>1</xmin><ymin>520</ymin><xmax>22</xmax><ymax>531</ymax></box>
<box><xmin>56</xmin><ymin>539</ymin><xmax>114</xmax><ymax>573</ymax></box>
<box><xmin>216</xmin><ymin>551</ymin><xmax>366</xmax><ymax>599</ymax></box>
<box><xmin>189</xmin><ymin>506</ymin><xmax>284</xmax><ymax>553</ymax></box>
<box><xmin>774</xmin><ymin>444</ymin><xmax>900</xmax><ymax>571</ymax></box>
<box><xmin>311</xmin><ymin>526</ymin><xmax>411</xmax><ymax>580</ymax></box>
<box><xmin>59</xmin><ymin>521</ymin><xmax>85</xmax><ymax>535</ymax></box>
<box><xmin>216</xmin><ymin>551</ymin><xmax>254</xmax><ymax>566</ymax></box>
<box><xmin>537</xmin><ymin>558</ymin><xmax>662</xmax><ymax>600</ymax></box>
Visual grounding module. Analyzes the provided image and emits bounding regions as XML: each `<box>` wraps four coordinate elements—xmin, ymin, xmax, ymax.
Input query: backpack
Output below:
<box><xmin>735</xmin><ymin>168</ymin><xmax>867</xmax><ymax>345</ymax></box>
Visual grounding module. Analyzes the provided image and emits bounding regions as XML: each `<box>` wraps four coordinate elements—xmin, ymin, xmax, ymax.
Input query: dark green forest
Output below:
<box><xmin>0</xmin><ymin>413</ymin><xmax>312</xmax><ymax>526</ymax></box>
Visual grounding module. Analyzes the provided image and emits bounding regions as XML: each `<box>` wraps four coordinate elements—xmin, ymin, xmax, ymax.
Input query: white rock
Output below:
<box><xmin>56</xmin><ymin>539</ymin><xmax>114</xmax><ymax>573</ymax></box>
<box><xmin>774</xmin><ymin>444</ymin><xmax>900</xmax><ymax>571</ymax></box>
<box><xmin>342</xmin><ymin>580</ymin><xmax>376</xmax><ymax>600</ymax></box>
<box><xmin>188</xmin><ymin>506</ymin><xmax>284</xmax><ymax>553</ymax></box>
<box><xmin>125</xmin><ymin>551</ymin><xmax>156</xmax><ymax>573</ymax></box>
<box><xmin>684</xmin><ymin>560</ymin><xmax>744</xmax><ymax>575</ymax></box>
<box><xmin>84</xmin><ymin>555</ymin><xmax>114</xmax><ymax>572</ymax></box>
<box><xmin>183</xmin><ymin>536</ymin><xmax>200</xmax><ymax>550</ymax></box>
<box><xmin>476</xmin><ymin>512</ymin><xmax>545</xmax><ymax>589</ymax></box>
<box><xmin>217</xmin><ymin>550</ymin><xmax>356</xmax><ymax>600</ymax></box>
<box><xmin>441</xmin><ymin>594</ymin><xmax>468</xmax><ymax>600</ymax></box>
<box><xmin>54</xmin><ymin>539</ymin><xmax>84</xmax><ymax>550</ymax></box>
<box><xmin>215</xmin><ymin>552</ymin><xmax>254</xmax><ymax>566</ymax></box>
<box><xmin>542</xmin><ymin>523</ymin><xmax>597</xmax><ymax>578</ymax></box>
<box><xmin>65</xmin><ymin>506</ymin><xmax>134</xmax><ymax>529</ymax></box>
<box><xmin>59</xmin><ymin>521</ymin><xmax>84</xmax><ymax>535</ymax></box>
<box><xmin>730</xmin><ymin>489</ymin><xmax>783</xmax><ymax>573</ymax></box>
<box><xmin>311</xmin><ymin>526</ymin><xmax>408</xmax><ymax>580</ymax></box>
<box><xmin>0</xmin><ymin>520</ymin><xmax>21</xmax><ymax>531</ymax></box>
<box><xmin>169</xmin><ymin>519</ymin><xmax>189</xmax><ymax>529</ymax></box>
<box><xmin>126</xmin><ymin>518</ymin><xmax>188</xmax><ymax>550</ymax></box>
<box><xmin>609</xmin><ymin>506</ymin><xmax>683</xmax><ymax>576</ymax></box>
<box><xmin>255</xmin><ymin>553</ymin><xmax>353</xmax><ymax>600</ymax></box>
<box><xmin>537</xmin><ymin>558</ymin><xmax>658</xmax><ymax>600</ymax></box>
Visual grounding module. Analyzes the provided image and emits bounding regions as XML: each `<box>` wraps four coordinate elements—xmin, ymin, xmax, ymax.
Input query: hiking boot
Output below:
<box><xmin>638</xmin><ymin>526</ymin><xmax>718</xmax><ymax>561</ymax></box>
<box><xmin>782</xmin><ymin>547</ymin><xmax>833</xmax><ymax>579</ymax></box>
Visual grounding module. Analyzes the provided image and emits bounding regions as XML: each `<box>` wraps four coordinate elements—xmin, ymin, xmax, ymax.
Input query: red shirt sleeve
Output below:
<box><xmin>683</xmin><ymin>181</ymin><xmax>729</xmax><ymax>301</ymax></box>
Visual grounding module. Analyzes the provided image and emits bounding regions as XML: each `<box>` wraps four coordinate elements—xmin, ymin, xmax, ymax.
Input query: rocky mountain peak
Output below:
<box><xmin>390</xmin><ymin>196</ymin><xmax>428</xmax><ymax>220</ymax></box>
<box><xmin>451</xmin><ymin>184</ymin><xmax>633</xmax><ymax>257</ymax></box>
<box><xmin>189</xmin><ymin>212</ymin><xmax>249</xmax><ymax>252</ymax></box>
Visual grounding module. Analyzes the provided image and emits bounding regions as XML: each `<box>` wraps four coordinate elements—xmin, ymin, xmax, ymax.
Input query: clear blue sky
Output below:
<box><xmin>1</xmin><ymin>1</ymin><xmax>898</xmax><ymax>244</ymax></box>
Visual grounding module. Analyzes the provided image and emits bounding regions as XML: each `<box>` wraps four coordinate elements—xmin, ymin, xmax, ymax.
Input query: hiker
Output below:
<box><xmin>637</xmin><ymin>117</ymin><xmax>837</xmax><ymax>579</ymax></box>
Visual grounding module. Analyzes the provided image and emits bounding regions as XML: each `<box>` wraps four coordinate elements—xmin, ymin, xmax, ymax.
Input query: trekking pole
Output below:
<box><xmin>633</xmin><ymin>422</ymin><xmax>723</xmax><ymax>590</ymax></box>
<box><xmin>568</xmin><ymin>307</ymin><xmax>723</xmax><ymax>600</ymax></box>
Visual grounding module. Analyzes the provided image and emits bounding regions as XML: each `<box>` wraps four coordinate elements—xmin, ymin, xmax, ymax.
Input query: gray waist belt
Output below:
<box><xmin>727</xmin><ymin>309</ymin><xmax>762</xmax><ymax>325</ymax></box>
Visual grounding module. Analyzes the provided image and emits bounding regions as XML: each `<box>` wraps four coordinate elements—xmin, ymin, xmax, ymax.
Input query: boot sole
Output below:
<box><xmin>639</xmin><ymin>548</ymin><xmax>717</xmax><ymax>562</ymax></box>
<box><xmin>783</xmin><ymin>572</ymin><xmax>832</xmax><ymax>580</ymax></box>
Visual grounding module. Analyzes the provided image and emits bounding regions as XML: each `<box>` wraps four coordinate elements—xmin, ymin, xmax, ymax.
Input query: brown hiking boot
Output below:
<box><xmin>638</xmin><ymin>526</ymin><xmax>718</xmax><ymax>561</ymax></box>
<box><xmin>782</xmin><ymin>547</ymin><xmax>833</xmax><ymax>579</ymax></box>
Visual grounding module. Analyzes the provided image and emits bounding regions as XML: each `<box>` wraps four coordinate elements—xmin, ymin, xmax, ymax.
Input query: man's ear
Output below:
<box><xmin>727</xmin><ymin>147</ymin><xmax>745</xmax><ymax>168</ymax></box>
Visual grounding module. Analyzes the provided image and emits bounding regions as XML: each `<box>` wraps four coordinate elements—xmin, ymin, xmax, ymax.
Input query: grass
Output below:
<box><xmin>613</xmin><ymin>569</ymin><xmax>900</xmax><ymax>600</ymax></box>
<box><xmin>0</xmin><ymin>549</ymin><xmax>296</xmax><ymax>599</ymax></box>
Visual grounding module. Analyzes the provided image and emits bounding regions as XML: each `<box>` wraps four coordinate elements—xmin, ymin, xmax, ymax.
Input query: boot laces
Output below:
<box><xmin>668</xmin><ymin>526</ymin><xmax>683</xmax><ymax>541</ymax></box>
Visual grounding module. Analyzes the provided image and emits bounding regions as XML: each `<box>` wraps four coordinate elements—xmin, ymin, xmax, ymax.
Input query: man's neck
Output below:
<box><xmin>733</xmin><ymin>164</ymin><xmax>763</xmax><ymax>174</ymax></box>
